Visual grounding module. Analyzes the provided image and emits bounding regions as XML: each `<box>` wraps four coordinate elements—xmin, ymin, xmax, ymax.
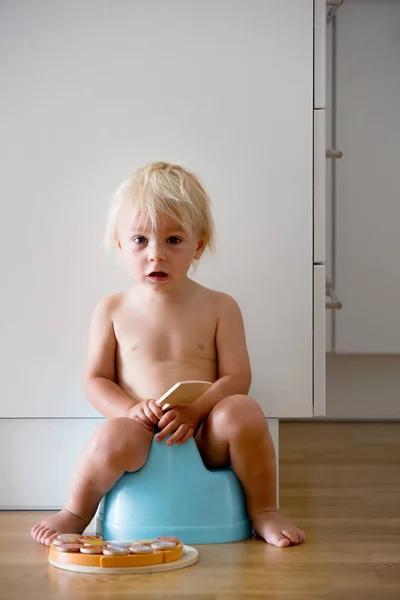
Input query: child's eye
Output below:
<box><xmin>167</xmin><ymin>236</ymin><xmax>182</xmax><ymax>244</ymax></box>
<box><xmin>133</xmin><ymin>236</ymin><xmax>147</xmax><ymax>245</ymax></box>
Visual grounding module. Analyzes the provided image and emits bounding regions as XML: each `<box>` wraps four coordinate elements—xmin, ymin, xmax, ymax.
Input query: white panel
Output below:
<box><xmin>314</xmin><ymin>109</ymin><xmax>326</xmax><ymax>263</ymax></box>
<box><xmin>335</xmin><ymin>0</ymin><xmax>400</xmax><ymax>353</ymax></box>
<box><xmin>314</xmin><ymin>0</ymin><xmax>326</xmax><ymax>108</ymax></box>
<box><xmin>0</xmin><ymin>418</ymin><xmax>278</xmax><ymax>508</ymax></box>
<box><xmin>0</xmin><ymin>0</ymin><xmax>313</xmax><ymax>418</ymax></box>
<box><xmin>0</xmin><ymin>419</ymin><xmax>103</xmax><ymax>508</ymax></box>
<box><xmin>313</xmin><ymin>266</ymin><xmax>326</xmax><ymax>416</ymax></box>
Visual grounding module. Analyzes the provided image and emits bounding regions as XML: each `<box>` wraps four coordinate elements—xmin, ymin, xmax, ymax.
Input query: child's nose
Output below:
<box><xmin>148</xmin><ymin>241</ymin><xmax>166</xmax><ymax>262</ymax></box>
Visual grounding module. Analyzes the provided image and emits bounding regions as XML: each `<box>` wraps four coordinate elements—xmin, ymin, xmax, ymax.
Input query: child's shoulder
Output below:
<box><xmin>194</xmin><ymin>282</ymin><xmax>240</xmax><ymax>312</ymax></box>
<box><xmin>92</xmin><ymin>292</ymin><xmax>125</xmax><ymax>318</ymax></box>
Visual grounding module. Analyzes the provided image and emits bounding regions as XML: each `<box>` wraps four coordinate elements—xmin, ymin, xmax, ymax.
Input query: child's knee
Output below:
<box><xmin>213</xmin><ymin>395</ymin><xmax>265</xmax><ymax>435</ymax></box>
<box><xmin>91</xmin><ymin>417</ymin><xmax>151</xmax><ymax>467</ymax></box>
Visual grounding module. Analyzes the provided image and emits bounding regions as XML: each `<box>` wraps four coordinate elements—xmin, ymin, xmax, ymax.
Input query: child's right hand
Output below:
<box><xmin>128</xmin><ymin>399</ymin><xmax>164</xmax><ymax>432</ymax></box>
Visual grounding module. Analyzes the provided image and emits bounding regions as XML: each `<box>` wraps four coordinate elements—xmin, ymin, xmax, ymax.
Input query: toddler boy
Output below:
<box><xmin>31</xmin><ymin>162</ymin><xmax>305</xmax><ymax>547</ymax></box>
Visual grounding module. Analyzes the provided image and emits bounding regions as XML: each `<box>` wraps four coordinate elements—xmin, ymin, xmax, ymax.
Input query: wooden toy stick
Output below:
<box><xmin>156</xmin><ymin>381</ymin><xmax>213</xmax><ymax>412</ymax></box>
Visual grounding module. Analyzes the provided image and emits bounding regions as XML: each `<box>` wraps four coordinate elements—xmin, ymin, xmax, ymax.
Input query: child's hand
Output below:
<box><xmin>156</xmin><ymin>404</ymin><xmax>200</xmax><ymax>446</ymax></box>
<box><xmin>128</xmin><ymin>399</ymin><xmax>164</xmax><ymax>432</ymax></box>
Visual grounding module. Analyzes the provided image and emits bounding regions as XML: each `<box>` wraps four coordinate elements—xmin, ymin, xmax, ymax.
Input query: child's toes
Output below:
<box><xmin>38</xmin><ymin>528</ymin><xmax>51</xmax><ymax>544</ymax></box>
<box><xmin>268</xmin><ymin>532</ymin><xmax>291</xmax><ymax>547</ymax></box>
<box><xmin>297</xmin><ymin>529</ymin><xmax>306</xmax><ymax>543</ymax></box>
<box><xmin>35</xmin><ymin>529</ymin><xmax>45</xmax><ymax>543</ymax></box>
<box><xmin>282</xmin><ymin>529</ymin><xmax>300</xmax><ymax>544</ymax></box>
<box><xmin>41</xmin><ymin>529</ymin><xmax>55</xmax><ymax>545</ymax></box>
<box><xmin>42</xmin><ymin>529</ymin><xmax>57</xmax><ymax>546</ymax></box>
<box><xmin>31</xmin><ymin>524</ymin><xmax>41</xmax><ymax>538</ymax></box>
<box><xmin>45</xmin><ymin>532</ymin><xmax>58</xmax><ymax>546</ymax></box>
<box><xmin>31</xmin><ymin>523</ymin><xmax>44</xmax><ymax>537</ymax></box>
<box><xmin>32</xmin><ymin>525</ymin><xmax>45</xmax><ymax>541</ymax></box>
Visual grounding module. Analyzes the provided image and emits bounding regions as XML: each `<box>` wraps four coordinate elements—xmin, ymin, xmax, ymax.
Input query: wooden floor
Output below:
<box><xmin>1</xmin><ymin>422</ymin><xmax>399</xmax><ymax>599</ymax></box>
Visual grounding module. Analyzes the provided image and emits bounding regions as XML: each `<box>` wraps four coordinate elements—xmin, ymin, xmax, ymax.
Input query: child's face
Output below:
<box><xmin>116</xmin><ymin>208</ymin><xmax>205</xmax><ymax>290</ymax></box>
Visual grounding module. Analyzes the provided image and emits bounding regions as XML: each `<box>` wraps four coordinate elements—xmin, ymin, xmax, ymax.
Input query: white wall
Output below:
<box><xmin>325</xmin><ymin>0</ymin><xmax>400</xmax><ymax>420</ymax></box>
<box><xmin>333</xmin><ymin>0</ymin><xmax>400</xmax><ymax>353</ymax></box>
<box><xmin>0</xmin><ymin>0</ymin><xmax>314</xmax><ymax>420</ymax></box>
<box><xmin>0</xmin><ymin>0</ymin><xmax>307</xmax><ymax>508</ymax></box>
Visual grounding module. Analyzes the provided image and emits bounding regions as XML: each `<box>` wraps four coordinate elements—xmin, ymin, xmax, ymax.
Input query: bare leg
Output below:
<box><xmin>31</xmin><ymin>418</ymin><xmax>153</xmax><ymax>546</ymax></box>
<box><xmin>195</xmin><ymin>395</ymin><xmax>305</xmax><ymax>547</ymax></box>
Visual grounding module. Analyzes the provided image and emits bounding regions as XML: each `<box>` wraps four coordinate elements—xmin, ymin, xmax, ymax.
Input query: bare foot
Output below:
<box><xmin>31</xmin><ymin>508</ymin><xmax>88</xmax><ymax>546</ymax></box>
<box><xmin>252</xmin><ymin>510</ymin><xmax>305</xmax><ymax>547</ymax></box>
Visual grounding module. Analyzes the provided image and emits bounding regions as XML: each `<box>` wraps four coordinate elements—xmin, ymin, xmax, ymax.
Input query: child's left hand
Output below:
<box><xmin>156</xmin><ymin>404</ymin><xmax>200</xmax><ymax>446</ymax></box>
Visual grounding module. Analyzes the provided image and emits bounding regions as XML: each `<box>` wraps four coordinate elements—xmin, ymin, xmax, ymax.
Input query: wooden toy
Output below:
<box><xmin>156</xmin><ymin>380</ymin><xmax>212</xmax><ymax>411</ymax></box>
<box><xmin>49</xmin><ymin>535</ymin><xmax>198</xmax><ymax>574</ymax></box>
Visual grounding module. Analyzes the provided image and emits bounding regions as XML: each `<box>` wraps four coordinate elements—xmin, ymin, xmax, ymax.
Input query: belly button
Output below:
<box><xmin>130</xmin><ymin>345</ymin><xmax>138</xmax><ymax>352</ymax></box>
<box><xmin>198</xmin><ymin>343</ymin><xmax>205</xmax><ymax>351</ymax></box>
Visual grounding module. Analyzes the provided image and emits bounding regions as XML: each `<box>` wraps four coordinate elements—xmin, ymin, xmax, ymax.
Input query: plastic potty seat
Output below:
<box><xmin>94</xmin><ymin>435</ymin><xmax>252</xmax><ymax>544</ymax></box>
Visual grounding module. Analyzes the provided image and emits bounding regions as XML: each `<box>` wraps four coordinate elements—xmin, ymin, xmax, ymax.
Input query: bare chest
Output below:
<box><xmin>114</xmin><ymin>309</ymin><xmax>217</xmax><ymax>363</ymax></box>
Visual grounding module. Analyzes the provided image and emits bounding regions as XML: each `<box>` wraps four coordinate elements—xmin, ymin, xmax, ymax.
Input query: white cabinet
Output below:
<box><xmin>333</xmin><ymin>0</ymin><xmax>400</xmax><ymax>353</ymax></box>
<box><xmin>0</xmin><ymin>1</ymin><xmax>323</xmax><ymax>506</ymax></box>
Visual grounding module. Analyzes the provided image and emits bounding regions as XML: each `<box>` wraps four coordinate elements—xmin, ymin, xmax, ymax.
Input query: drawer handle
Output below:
<box><xmin>326</xmin><ymin>149</ymin><xmax>343</xmax><ymax>159</ymax></box>
<box><xmin>326</xmin><ymin>280</ymin><xmax>342</xmax><ymax>310</ymax></box>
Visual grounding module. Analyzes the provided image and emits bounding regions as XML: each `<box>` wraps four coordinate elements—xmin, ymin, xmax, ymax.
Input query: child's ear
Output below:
<box><xmin>114</xmin><ymin>233</ymin><xmax>122</xmax><ymax>251</ymax></box>
<box><xmin>193</xmin><ymin>238</ymin><xmax>206</xmax><ymax>260</ymax></box>
<box><xmin>115</xmin><ymin>234</ymin><xmax>126</xmax><ymax>262</ymax></box>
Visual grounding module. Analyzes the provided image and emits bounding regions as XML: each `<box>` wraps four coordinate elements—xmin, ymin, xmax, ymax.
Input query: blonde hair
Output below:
<box><xmin>104</xmin><ymin>161</ymin><xmax>215</xmax><ymax>254</ymax></box>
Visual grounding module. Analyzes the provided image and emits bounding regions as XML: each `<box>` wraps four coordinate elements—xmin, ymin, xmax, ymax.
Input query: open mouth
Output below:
<box><xmin>148</xmin><ymin>271</ymin><xmax>168</xmax><ymax>280</ymax></box>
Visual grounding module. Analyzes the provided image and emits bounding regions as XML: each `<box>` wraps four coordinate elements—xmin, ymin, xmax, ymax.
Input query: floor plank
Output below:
<box><xmin>0</xmin><ymin>422</ymin><xmax>399</xmax><ymax>599</ymax></box>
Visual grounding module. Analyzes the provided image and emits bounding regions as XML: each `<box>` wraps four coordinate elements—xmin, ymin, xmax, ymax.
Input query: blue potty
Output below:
<box><xmin>94</xmin><ymin>435</ymin><xmax>252</xmax><ymax>544</ymax></box>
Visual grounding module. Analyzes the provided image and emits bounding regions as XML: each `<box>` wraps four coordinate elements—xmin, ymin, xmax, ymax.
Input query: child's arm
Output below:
<box><xmin>192</xmin><ymin>293</ymin><xmax>252</xmax><ymax>422</ymax></box>
<box><xmin>83</xmin><ymin>296</ymin><xmax>137</xmax><ymax>418</ymax></box>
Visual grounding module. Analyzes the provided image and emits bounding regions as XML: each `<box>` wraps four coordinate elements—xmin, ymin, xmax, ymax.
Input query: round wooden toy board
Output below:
<box><xmin>49</xmin><ymin>535</ymin><xmax>198</xmax><ymax>574</ymax></box>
